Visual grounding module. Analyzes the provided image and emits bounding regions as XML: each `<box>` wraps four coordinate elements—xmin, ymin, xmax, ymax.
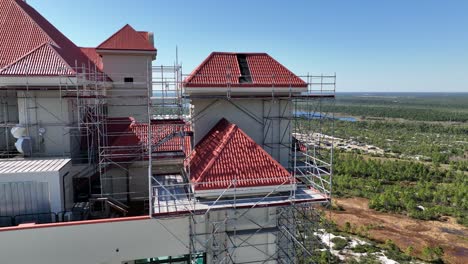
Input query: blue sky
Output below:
<box><xmin>28</xmin><ymin>0</ymin><xmax>468</xmax><ymax>92</ymax></box>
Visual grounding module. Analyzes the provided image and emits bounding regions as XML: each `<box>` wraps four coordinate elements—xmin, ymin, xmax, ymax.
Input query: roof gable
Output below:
<box><xmin>97</xmin><ymin>24</ymin><xmax>156</xmax><ymax>51</ymax></box>
<box><xmin>189</xmin><ymin>118</ymin><xmax>292</xmax><ymax>190</ymax></box>
<box><xmin>184</xmin><ymin>52</ymin><xmax>307</xmax><ymax>88</ymax></box>
<box><xmin>0</xmin><ymin>0</ymin><xmax>100</xmax><ymax>76</ymax></box>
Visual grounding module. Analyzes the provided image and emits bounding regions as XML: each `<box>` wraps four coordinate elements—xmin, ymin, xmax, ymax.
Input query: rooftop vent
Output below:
<box><xmin>236</xmin><ymin>54</ymin><xmax>252</xmax><ymax>83</ymax></box>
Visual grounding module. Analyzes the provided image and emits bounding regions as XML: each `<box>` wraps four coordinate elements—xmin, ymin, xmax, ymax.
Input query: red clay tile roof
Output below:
<box><xmin>1</xmin><ymin>43</ymin><xmax>74</xmax><ymax>75</ymax></box>
<box><xmin>138</xmin><ymin>31</ymin><xmax>150</xmax><ymax>42</ymax></box>
<box><xmin>0</xmin><ymin>0</ymin><xmax>100</xmax><ymax>76</ymax></box>
<box><xmin>80</xmin><ymin>48</ymin><xmax>103</xmax><ymax>71</ymax></box>
<box><xmin>189</xmin><ymin>118</ymin><xmax>292</xmax><ymax>191</ymax></box>
<box><xmin>97</xmin><ymin>24</ymin><xmax>156</xmax><ymax>52</ymax></box>
<box><xmin>105</xmin><ymin>117</ymin><xmax>191</xmax><ymax>161</ymax></box>
<box><xmin>184</xmin><ymin>52</ymin><xmax>307</xmax><ymax>88</ymax></box>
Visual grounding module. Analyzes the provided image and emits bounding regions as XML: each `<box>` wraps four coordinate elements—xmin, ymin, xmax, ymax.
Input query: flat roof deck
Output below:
<box><xmin>152</xmin><ymin>175</ymin><xmax>329</xmax><ymax>216</ymax></box>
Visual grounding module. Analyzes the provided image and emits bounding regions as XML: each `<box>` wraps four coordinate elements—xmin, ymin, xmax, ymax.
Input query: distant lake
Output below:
<box><xmin>294</xmin><ymin>111</ymin><xmax>357</xmax><ymax>122</ymax></box>
<box><xmin>337</xmin><ymin>116</ymin><xmax>357</xmax><ymax>122</ymax></box>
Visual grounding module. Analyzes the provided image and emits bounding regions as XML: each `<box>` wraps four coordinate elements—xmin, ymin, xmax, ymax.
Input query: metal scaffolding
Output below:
<box><xmin>63</xmin><ymin>64</ymin><xmax>337</xmax><ymax>262</ymax></box>
<box><xmin>149</xmin><ymin>68</ymin><xmax>336</xmax><ymax>263</ymax></box>
<box><xmin>0</xmin><ymin>60</ymin><xmax>336</xmax><ymax>263</ymax></box>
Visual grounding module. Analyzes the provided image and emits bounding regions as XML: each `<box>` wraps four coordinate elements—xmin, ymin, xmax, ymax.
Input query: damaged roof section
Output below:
<box><xmin>184</xmin><ymin>52</ymin><xmax>307</xmax><ymax>88</ymax></box>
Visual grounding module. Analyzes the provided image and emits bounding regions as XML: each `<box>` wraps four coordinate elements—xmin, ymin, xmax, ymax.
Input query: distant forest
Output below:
<box><xmin>330</xmin><ymin>93</ymin><xmax>468</xmax><ymax>122</ymax></box>
<box><xmin>317</xmin><ymin>93</ymin><xmax>468</xmax><ymax>226</ymax></box>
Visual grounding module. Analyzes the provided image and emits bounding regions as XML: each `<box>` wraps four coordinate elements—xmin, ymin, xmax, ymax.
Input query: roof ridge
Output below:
<box><xmin>189</xmin><ymin>118</ymin><xmax>293</xmax><ymax>191</ymax></box>
<box><xmin>47</xmin><ymin>44</ymin><xmax>75</xmax><ymax>73</ymax></box>
<box><xmin>0</xmin><ymin>42</ymin><xmax>75</xmax><ymax>75</ymax></box>
<box><xmin>0</xmin><ymin>42</ymin><xmax>46</xmax><ymax>72</ymax></box>
<box><xmin>96</xmin><ymin>24</ymin><xmax>131</xmax><ymax>49</ymax></box>
<box><xmin>194</xmin><ymin>121</ymin><xmax>238</xmax><ymax>183</ymax></box>
<box><xmin>211</xmin><ymin>51</ymin><xmax>269</xmax><ymax>55</ymax></box>
<box><xmin>236</xmin><ymin>127</ymin><xmax>290</xmax><ymax>174</ymax></box>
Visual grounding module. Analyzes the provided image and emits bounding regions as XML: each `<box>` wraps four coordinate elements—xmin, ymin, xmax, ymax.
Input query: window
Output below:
<box><xmin>124</xmin><ymin>77</ymin><xmax>134</xmax><ymax>83</ymax></box>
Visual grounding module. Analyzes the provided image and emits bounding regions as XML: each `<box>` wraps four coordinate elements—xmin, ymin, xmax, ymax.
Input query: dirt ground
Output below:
<box><xmin>328</xmin><ymin>197</ymin><xmax>468</xmax><ymax>264</ymax></box>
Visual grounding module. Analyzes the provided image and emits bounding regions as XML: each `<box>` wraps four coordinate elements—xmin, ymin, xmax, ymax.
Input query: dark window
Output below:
<box><xmin>236</xmin><ymin>54</ymin><xmax>253</xmax><ymax>83</ymax></box>
<box><xmin>124</xmin><ymin>77</ymin><xmax>134</xmax><ymax>83</ymax></box>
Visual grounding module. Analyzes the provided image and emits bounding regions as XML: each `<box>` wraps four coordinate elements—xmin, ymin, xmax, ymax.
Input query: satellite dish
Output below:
<box><xmin>11</xmin><ymin>125</ymin><xmax>26</xmax><ymax>139</ymax></box>
<box><xmin>15</xmin><ymin>137</ymin><xmax>33</xmax><ymax>156</ymax></box>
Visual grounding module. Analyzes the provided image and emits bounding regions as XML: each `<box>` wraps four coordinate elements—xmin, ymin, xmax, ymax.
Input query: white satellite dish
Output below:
<box><xmin>11</xmin><ymin>125</ymin><xmax>26</xmax><ymax>139</ymax></box>
<box><xmin>15</xmin><ymin>137</ymin><xmax>32</xmax><ymax>156</ymax></box>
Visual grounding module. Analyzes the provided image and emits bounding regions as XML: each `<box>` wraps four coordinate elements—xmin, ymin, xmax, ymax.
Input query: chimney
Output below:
<box><xmin>148</xmin><ymin>32</ymin><xmax>154</xmax><ymax>48</ymax></box>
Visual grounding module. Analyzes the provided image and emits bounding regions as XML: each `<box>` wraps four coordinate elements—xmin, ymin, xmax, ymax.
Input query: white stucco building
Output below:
<box><xmin>0</xmin><ymin>1</ymin><xmax>334</xmax><ymax>263</ymax></box>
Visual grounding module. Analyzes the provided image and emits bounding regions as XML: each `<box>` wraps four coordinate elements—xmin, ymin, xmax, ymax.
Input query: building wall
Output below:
<box><xmin>0</xmin><ymin>90</ymin><xmax>18</xmax><ymax>151</ymax></box>
<box><xmin>191</xmin><ymin>98</ymin><xmax>292</xmax><ymax>167</ymax></box>
<box><xmin>0</xmin><ymin>217</ymin><xmax>190</xmax><ymax>264</ymax></box>
<box><xmin>192</xmin><ymin>207</ymin><xmax>278</xmax><ymax>263</ymax></box>
<box><xmin>0</xmin><ymin>76</ymin><xmax>76</xmax><ymax>87</ymax></box>
<box><xmin>103</xmin><ymin>167</ymin><xmax>128</xmax><ymax>201</ymax></box>
<box><xmin>16</xmin><ymin>90</ymin><xmax>78</xmax><ymax>157</ymax></box>
<box><xmin>101</xmin><ymin>54</ymin><xmax>153</xmax><ymax>122</ymax></box>
<box><xmin>0</xmin><ymin>161</ymin><xmax>73</xmax><ymax>216</ymax></box>
<box><xmin>107</xmin><ymin>94</ymin><xmax>148</xmax><ymax>122</ymax></box>
<box><xmin>0</xmin><ymin>181</ymin><xmax>50</xmax><ymax>217</ymax></box>
<box><xmin>104</xmin><ymin>160</ymin><xmax>184</xmax><ymax>202</ymax></box>
<box><xmin>227</xmin><ymin>233</ymin><xmax>277</xmax><ymax>264</ymax></box>
<box><xmin>101</xmin><ymin>54</ymin><xmax>152</xmax><ymax>85</ymax></box>
<box><xmin>129</xmin><ymin>165</ymin><xmax>148</xmax><ymax>201</ymax></box>
<box><xmin>0</xmin><ymin>202</ymin><xmax>281</xmax><ymax>264</ymax></box>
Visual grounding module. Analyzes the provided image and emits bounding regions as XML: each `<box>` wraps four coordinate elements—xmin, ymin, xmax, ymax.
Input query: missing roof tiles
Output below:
<box><xmin>236</xmin><ymin>54</ymin><xmax>253</xmax><ymax>83</ymax></box>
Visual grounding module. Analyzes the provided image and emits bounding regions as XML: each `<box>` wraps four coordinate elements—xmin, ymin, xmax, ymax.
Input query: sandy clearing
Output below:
<box><xmin>328</xmin><ymin>197</ymin><xmax>468</xmax><ymax>264</ymax></box>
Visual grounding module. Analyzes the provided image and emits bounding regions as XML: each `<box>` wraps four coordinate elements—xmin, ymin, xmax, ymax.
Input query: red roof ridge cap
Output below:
<box><xmin>0</xmin><ymin>42</ymin><xmax>74</xmax><ymax>74</ymax></box>
<box><xmin>236</xmin><ymin>127</ymin><xmax>290</xmax><ymax>176</ymax></box>
<box><xmin>0</xmin><ymin>42</ymin><xmax>46</xmax><ymax>72</ymax></box>
<box><xmin>211</xmin><ymin>51</ymin><xmax>269</xmax><ymax>55</ymax></box>
<box><xmin>96</xmin><ymin>24</ymin><xmax>155</xmax><ymax>51</ymax></box>
<box><xmin>97</xmin><ymin>24</ymin><xmax>132</xmax><ymax>49</ymax></box>
<box><xmin>194</xmin><ymin>122</ymin><xmax>238</xmax><ymax>183</ymax></box>
<box><xmin>48</xmin><ymin>44</ymin><xmax>76</xmax><ymax>74</ymax></box>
